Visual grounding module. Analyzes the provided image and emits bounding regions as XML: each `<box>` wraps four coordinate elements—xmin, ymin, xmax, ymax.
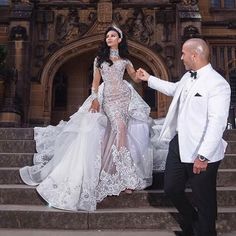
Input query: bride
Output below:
<box><xmin>20</xmin><ymin>25</ymin><xmax>154</xmax><ymax>211</ymax></box>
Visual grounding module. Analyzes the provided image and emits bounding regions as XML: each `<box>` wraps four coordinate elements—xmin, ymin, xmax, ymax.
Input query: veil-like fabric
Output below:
<box><xmin>20</xmin><ymin>82</ymin><xmax>156</xmax><ymax>211</ymax></box>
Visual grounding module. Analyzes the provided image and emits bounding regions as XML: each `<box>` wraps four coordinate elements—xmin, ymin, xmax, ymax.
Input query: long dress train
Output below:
<box><xmin>20</xmin><ymin>59</ymin><xmax>154</xmax><ymax>211</ymax></box>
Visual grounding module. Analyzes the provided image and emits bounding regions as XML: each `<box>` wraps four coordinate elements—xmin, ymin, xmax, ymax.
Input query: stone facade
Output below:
<box><xmin>0</xmin><ymin>0</ymin><xmax>235</xmax><ymax>126</ymax></box>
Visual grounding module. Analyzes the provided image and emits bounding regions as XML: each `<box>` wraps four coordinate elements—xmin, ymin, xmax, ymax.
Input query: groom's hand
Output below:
<box><xmin>136</xmin><ymin>68</ymin><xmax>150</xmax><ymax>81</ymax></box>
<box><xmin>193</xmin><ymin>158</ymin><xmax>208</xmax><ymax>174</ymax></box>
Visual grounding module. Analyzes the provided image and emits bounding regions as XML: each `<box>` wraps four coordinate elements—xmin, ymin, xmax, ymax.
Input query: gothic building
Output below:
<box><xmin>0</xmin><ymin>0</ymin><xmax>235</xmax><ymax>126</ymax></box>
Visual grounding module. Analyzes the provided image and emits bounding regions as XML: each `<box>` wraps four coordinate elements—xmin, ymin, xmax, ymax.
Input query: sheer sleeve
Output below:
<box><xmin>126</xmin><ymin>59</ymin><xmax>134</xmax><ymax>70</ymax></box>
<box><xmin>93</xmin><ymin>57</ymin><xmax>99</xmax><ymax>71</ymax></box>
<box><xmin>91</xmin><ymin>57</ymin><xmax>101</xmax><ymax>100</ymax></box>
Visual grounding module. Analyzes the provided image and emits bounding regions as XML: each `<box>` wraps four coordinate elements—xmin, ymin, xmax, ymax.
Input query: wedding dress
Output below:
<box><xmin>20</xmin><ymin>58</ymin><xmax>154</xmax><ymax>211</ymax></box>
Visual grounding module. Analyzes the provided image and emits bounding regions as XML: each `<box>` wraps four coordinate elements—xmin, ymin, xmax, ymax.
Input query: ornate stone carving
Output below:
<box><xmin>228</xmin><ymin>21</ymin><xmax>236</xmax><ymax>29</ymax></box>
<box><xmin>156</xmin><ymin>10</ymin><xmax>175</xmax><ymax>42</ymax></box>
<box><xmin>36</xmin><ymin>11</ymin><xmax>54</xmax><ymax>41</ymax></box>
<box><xmin>164</xmin><ymin>45</ymin><xmax>175</xmax><ymax>68</ymax></box>
<box><xmin>97</xmin><ymin>2</ymin><xmax>112</xmax><ymax>23</ymax></box>
<box><xmin>35</xmin><ymin>45</ymin><xmax>45</xmax><ymax>58</ymax></box>
<box><xmin>121</xmin><ymin>9</ymin><xmax>154</xmax><ymax>45</ymax></box>
<box><xmin>47</xmin><ymin>43</ymin><xmax>59</xmax><ymax>54</ymax></box>
<box><xmin>9</xmin><ymin>25</ymin><xmax>28</xmax><ymax>41</ymax></box>
<box><xmin>36</xmin><ymin>10</ymin><xmax>54</xmax><ymax>23</ymax></box>
<box><xmin>151</xmin><ymin>43</ymin><xmax>163</xmax><ymax>53</ymax></box>
<box><xmin>183</xmin><ymin>25</ymin><xmax>200</xmax><ymax>40</ymax></box>
<box><xmin>181</xmin><ymin>0</ymin><xmax>198</xmax><ymax>5</ymax></box>
<box><xmin>11</xmin><ymin>2</ymin><xmax>33</xmax><ymax>19</ymax></box>
<box><xmin>55</xmin><ymin>9</ymin><xmax>95</xmax><ymax>43</ymax></box>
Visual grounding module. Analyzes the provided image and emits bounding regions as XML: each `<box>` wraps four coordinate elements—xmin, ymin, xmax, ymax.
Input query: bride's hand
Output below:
<box><xmin>136</xmin><ymin>68</ymin><xmax>150</xmax><ymax>81</ymax></box>
<box><xmin>89</xmin><ymin>99</ymin><xmax>100</xmax><ymax>113</ymax></box>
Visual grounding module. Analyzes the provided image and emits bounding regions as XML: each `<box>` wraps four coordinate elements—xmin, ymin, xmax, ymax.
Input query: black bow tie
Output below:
<box><xmin>189</xmin><ymin>71</ymin><xmax>197</xmax><ymax>79</ymax></box>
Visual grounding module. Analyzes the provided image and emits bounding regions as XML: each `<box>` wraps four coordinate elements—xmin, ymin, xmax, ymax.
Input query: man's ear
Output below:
<box><xmin>118</xmin><ymin>38</ymin><xmax>122</xmax><ymax>43</ymax></box>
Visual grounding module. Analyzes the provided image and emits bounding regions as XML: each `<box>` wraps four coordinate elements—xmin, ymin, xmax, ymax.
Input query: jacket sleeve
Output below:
<box><xmin>148</xmin><ymin>76</ymin><xmax>179</xmax><ymax>97</ymax></box>
<box><xmin>198</xmin><ymin>80</ymin><xmax>231</xmax><ymax>160</ymax></box>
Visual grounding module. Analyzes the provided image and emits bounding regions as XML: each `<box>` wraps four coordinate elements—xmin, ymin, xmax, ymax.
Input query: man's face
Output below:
<box><xmin>181</xmin><ymin>44</ymin><xmax>195</xmax><ymax>71</ymax></box>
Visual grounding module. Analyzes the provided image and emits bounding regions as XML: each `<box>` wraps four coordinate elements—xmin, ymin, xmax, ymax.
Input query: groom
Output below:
<box><xmin>137</xmin><ymin>38</ymin><xmax>231</xmax><ymax>236</ymax></box>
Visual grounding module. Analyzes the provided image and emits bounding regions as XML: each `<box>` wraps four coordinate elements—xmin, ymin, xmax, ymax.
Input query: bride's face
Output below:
<box><xmin>106</xmin><ymin>30</ymin><xmax>121</xmax><ymax>49</ymax></box>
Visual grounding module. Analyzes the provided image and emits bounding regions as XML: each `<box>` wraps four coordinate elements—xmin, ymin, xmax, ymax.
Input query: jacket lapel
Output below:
<box><xmin>159</xmin><ymin>76</ymin><xmax>188</xmax><ymax>141</ymax></box>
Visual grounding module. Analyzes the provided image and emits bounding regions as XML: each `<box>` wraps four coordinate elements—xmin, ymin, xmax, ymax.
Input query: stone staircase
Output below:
<box><xmin>0</xmin><ymin>128</ymin><xmax>235</xmax><ymax>233</ymax></box>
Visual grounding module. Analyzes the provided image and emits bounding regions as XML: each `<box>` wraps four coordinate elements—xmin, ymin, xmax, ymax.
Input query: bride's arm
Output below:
<box><xmin>126</xmin><ymin>60</ymin><xmax>141</xmax><ymax>83</ymax></box>
<box><xmin>89</xmin><ymin>63</ymin><xmax>101</xmax><ymax>112</ymax></box>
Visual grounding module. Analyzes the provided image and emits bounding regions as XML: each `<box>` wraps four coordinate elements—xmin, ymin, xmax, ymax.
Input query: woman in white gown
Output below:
<box><xmin>20</xmin><ymin>25</ymin><xmax>154</xmax><ymax>211</ymax></box>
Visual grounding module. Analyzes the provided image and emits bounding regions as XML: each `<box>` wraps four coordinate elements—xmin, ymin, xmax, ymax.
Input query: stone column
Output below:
<box><xmin>0</xmin><ymin>2</ymin><xmax>33</xmax><ymax>127</ymax></box>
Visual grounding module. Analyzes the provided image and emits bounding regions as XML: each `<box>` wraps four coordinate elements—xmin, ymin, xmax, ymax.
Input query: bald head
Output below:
<box><xmin>181</xmin><ymin>38</ymin><xmax>210</xmax><ymax>71</ymax></box>
<box><xmin>183</xmin><ymin>38</ymin><xmax>210</xmax><ymax>62</ymax></box>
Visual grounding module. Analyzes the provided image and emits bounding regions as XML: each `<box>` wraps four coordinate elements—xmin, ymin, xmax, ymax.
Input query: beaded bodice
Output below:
<box><xmin>94</xmin><ymin>58</ymin><xmax>133</xmax><ymax>133</ymax></box>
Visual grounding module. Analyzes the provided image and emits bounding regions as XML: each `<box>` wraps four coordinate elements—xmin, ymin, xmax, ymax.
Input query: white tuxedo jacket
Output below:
<box><xmin>148</xmin><ymin>64</ymin><xmax>231</xmax><ymax>163</ymax></box>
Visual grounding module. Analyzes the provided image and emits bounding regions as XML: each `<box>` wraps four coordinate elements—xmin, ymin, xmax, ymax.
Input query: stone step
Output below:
<box><xmin>226</xmin><ymin>141</ymin><xmax>236</xmax><ymax>154</ymax></box>
<box><xmin>0</xmin><ymin>132</ymin><xmax>235</xmax><ymax>154</ymax></box>
<box><xmin>0</xmin><ymin>205</ymin><xmax>235</xmax><ymax>233</ymax></box>
<box><xmin>0</xmin><ymin>128</ymin><xmax>234</xmax><ymax>142</ymax></box>
<box><xmin>0</xmin><ymin>140</ymin><xmax>236</xmax><ymax>164</ymax></box>
<box><xmin>0</xmin><ymin>128</ymin><xmax>34</xmax><ymax>140</ymax></box>
<box><xmin>0</xmin><ymin>167</ymin><xmax>234</xmax><ymax>188</ymax></box>
<box><xmin>0</xmin><ymin>185</ymin><xmax>235</xmax><ymax>208</ymax></box>
<box><xmin>216</xmin><ymin>169</ymin><xmax>236</xmax><ymax>187</ymax></box>
<box><xmin>220</xmin><ymin>154</ymin><xmax>236</xmax><ymax>169</ymax></box>
<box><xmin>0</xmin><ymin>153</ymin><xmax>235</xmax><ymax>168</ymax></box>
<box><xmin>223</xmin><ymin>129</ymin><xmax>236</xmax><ymax>141</ymax></box>
<box><xmin>1</xmin><ymin>229</ymin><xmax>235</xmax><ymax>236</ymax></box>
<box><xmin>0</xmin><ymin>153</ymin><xmax>33</xmax><ymax>167</ymax></box>
<box><xmin>151</xmin><ymin>169</ymin><xmax>236</xmax><ymax>189</ymax></box>
<box><xmin>0</xmin><ymin>168</ymin><xmax>235</xmax><ymax>187</ymax></box>
<box><xmin>0</xmin><ymin>140</ymin><xmax>36</xmax><ymax>153</ymax></box>
<box><xmin>0</xmin><ymin>229</ymin><xmax>184</xmax><ymax>236</ymax></box>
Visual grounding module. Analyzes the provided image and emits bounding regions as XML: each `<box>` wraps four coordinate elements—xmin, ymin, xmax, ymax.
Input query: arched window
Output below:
<box><xmin>0</xmin><ymin>0</ymin><xmax>9</xmax><ymax>5</ymax></box>
<box><xmin>211</xmin><ymin>0</ymin><xmax>236</xmax><ymax>8</ymax></box>
<box><xmin>211</xmin><ymin>0</ymin><xmax>221</xmax><ymax>7</ymax></box>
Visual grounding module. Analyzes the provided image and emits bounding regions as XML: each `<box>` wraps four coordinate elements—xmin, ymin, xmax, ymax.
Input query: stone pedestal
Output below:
<box><xmin>0</xmin><ymin>112</ymin><xmax>21</xmax><ymax>127</ymax></box>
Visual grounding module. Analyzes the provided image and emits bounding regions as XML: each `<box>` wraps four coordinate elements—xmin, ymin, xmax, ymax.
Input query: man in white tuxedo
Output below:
<box><xmin>137</xmin><ymin>38</ymin><xmax>231</xmax><ymax>236</ymax></box>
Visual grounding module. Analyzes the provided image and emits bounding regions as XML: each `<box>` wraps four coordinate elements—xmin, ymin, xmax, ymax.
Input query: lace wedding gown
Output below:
<box><xmin>20</xmin><ymin>58</ymin><xmax>154</xmax><ymax>211</ymax></box>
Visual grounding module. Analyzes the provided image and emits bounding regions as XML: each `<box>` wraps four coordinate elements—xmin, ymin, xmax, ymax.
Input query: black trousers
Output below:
<box><xmin>164</xmin><ymin>134</ymin><xmax>220</xmax><ymax>236</ymax></box>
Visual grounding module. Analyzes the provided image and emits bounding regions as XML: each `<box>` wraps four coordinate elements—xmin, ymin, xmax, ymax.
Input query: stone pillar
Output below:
<box><xmin>0</xmin><ymin>2</ymin><xmax>33</xmax><ymax>127</ymax></box>
<box><xmin>0</xmin><ymin>67</ymin><xmax>20</xmax><ymax>127</ymax></box>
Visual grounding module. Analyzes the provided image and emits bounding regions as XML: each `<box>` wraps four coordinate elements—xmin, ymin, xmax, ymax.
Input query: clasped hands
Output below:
<box><xmin>136</xmin><ymin>68</ymin><xmax>150</xmax><ymax>81</ymax></box>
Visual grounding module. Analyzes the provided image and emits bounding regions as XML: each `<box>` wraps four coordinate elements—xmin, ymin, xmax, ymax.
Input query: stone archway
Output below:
<box><xmin>39</xmin><ymin>35</ymin><xmax>170</xmax><ymax>123</ymax></box>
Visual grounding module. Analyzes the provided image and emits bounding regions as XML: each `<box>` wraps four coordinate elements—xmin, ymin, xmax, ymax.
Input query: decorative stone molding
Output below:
<box><xmin>183</xmin><ymin>25</ymin><xmax>200</xmax><ymax>40</ymax></box>
<box><xmin>39</xmin><ymin>35</ymin><xmax>169</xmax><ymax>120</ymax></box>
<box><xmin>9</xmin><ymin>25</ymin><xmax>28</xmax><ymax>41</ymax></box>
<box><xmin>115</xmin><ymin>9</ymin><xmax>154</xmax><ymax>46</ymax></box>
<box><xmin>97</xmin><ymin>1</ymin><xmax>112</xmax><ymax>23</ymax></box>
<box><xmin>10</xmin><ymin>3</ymin><xmax>33</xmax><ymax>20</ymax></box>
<box><xmin>55</xmin><ymin>9</ymin><xmax>90</xmax><ymax>43</ymax></box>
<box><xmin>181</xmin><ymin>0</ymin><xmax>198</xmax><ymax>5</ymax></box>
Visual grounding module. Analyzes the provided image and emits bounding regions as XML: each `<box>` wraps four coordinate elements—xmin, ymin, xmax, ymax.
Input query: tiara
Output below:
<box><xmin>112</xmin><ymin>24</ymin><xmax>123</xmax><ymax>39</ymax></box>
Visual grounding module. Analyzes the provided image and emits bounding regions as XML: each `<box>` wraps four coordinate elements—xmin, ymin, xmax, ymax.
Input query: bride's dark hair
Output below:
<box><xmin>96</xmin><ymin>26</ymin><xmax>129</xmax><ymax>68</ymax></box>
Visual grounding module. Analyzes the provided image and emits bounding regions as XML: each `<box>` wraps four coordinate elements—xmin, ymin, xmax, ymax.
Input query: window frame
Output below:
<box><xmin>210</xmin><ymin>0</ymin><xmax>236</xmax><ymax>10</ymax></box>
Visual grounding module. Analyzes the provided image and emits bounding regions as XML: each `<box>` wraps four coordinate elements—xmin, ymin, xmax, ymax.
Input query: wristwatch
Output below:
<box><xmin>197</xmin><ymin>155</ymin><xmax>208</xmax><ymax>162</ymax></box>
